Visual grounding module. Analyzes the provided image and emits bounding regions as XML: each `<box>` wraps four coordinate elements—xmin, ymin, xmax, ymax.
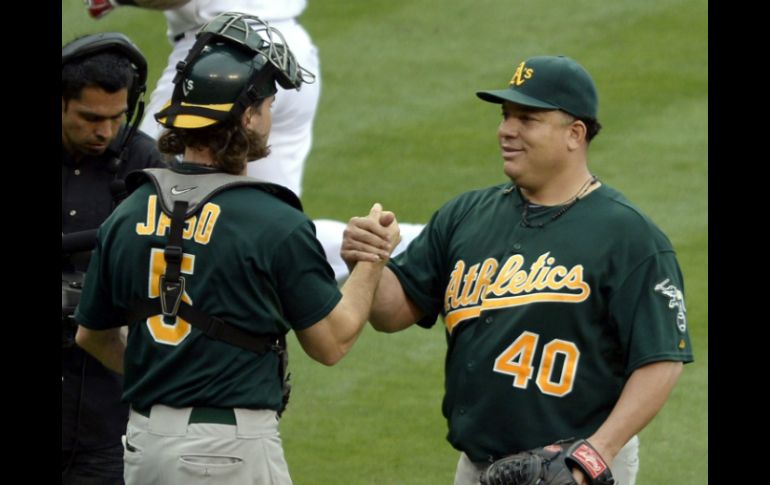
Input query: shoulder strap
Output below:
<box><xmin>125</xmin><ymin>167</ymin><xmax>303</xmax><ymax>214</ymax></box>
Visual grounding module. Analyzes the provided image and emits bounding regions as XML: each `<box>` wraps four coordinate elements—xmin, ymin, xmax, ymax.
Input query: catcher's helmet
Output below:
<box><xmin>155</xmin><ymin>12</ymin><xmax>315</xmax><ymax>129</ymax></box>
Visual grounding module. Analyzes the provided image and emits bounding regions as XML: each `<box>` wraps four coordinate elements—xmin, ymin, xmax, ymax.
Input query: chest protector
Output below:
<box><xmin>125</xmin><ymin>167</ymin><xmax>302</xmax><ymax>414</ymax></box>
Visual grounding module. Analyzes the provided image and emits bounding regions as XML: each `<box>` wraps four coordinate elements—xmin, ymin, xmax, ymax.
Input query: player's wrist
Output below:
<box><xmin>584</xmin><ymin>435</ymin><xmax>617</xmax><ymax>464</ymax></box>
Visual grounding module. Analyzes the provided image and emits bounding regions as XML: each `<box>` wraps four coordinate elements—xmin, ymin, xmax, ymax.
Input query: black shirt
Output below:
<box><xmin>62</xmin><ymin>129</ymin><xmax>164</xmax><ymax>233</ymax></box>
<box><xmin>62</xmin><ymin>127</ymin><xmax>164</xmax><ymax>451</ymax></box>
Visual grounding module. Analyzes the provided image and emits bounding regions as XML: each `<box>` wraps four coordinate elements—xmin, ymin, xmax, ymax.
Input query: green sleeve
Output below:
<box><xmin>73</xmin><ymin>227</ymin><xmax>124</xmax><ymax>330</ymax></box>
<box><xmin>272</xmin><ymin>220</ymin><xmax>342</xmax><ymax>331</ymax></box>
<box><xmin>609</xmin><ymin>250</ymin><xmax>694</xmax><ymax>375</ymax></box>
<box><xmin>388</xmin><ymin>198</ymin><xmax>462</xmax><ymax>328</ymax></box>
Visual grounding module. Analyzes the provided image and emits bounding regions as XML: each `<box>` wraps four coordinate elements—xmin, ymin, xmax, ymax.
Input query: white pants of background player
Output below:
<box><xmin>453</xmin><ymin>435</ymin><xmax>640</xmax><ymax>485</ymax></box>
<box><xmin>140</xmin><ymin>19</ymin><xmax>424</xmax><ymax>281</ymax></box>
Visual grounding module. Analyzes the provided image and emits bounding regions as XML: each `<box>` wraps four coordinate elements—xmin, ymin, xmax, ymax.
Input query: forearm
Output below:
<box><xmin>369</xmin><ymin>267</ymin><xmax>422</xmax><ymax>332</ymax></box>
<box><xmin>75</xmin><ymin>326</ymin><xmax>126</xmax><ymax>374</ymax></box>
<box><xmin>588</xmin><ymin>360</ymin><xmax>684</xmax><ymax>462</ymax></box>
<box><xmin>330</xmin><ymin>261</ymin><xmax>386</xmax><ymax>353</ymax></box>
<box><xmin>300</xmin><ymin>202</ymin><xmax>411</xmax><ymax>362</ymax></box>
<box><xmin>296</xmin><ymin>261</ymin><xmax>387</xmax><ymax>366</ymax></box>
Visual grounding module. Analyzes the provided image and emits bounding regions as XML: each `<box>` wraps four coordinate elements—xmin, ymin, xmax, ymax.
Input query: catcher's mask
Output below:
<box><xmin>155</xmin><ymin>11</ymin><xmax>315</xmax><ymax>130</ymax></box>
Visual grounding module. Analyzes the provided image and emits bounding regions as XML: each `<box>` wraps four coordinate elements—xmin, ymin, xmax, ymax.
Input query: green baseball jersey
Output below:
<box><xmin>75</xmin><ymin>166</ymin><xmax>342</xmax><ymax>412</ymax></box>
<box><xmin>388</xmin><ymin>182</ymin><xmax>693</xmax><ymax>462</ymax></box>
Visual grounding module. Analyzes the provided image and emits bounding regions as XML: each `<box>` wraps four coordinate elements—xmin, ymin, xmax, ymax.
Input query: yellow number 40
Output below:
<box><xmin>493</xmin><ymin>331</ymin><xmax>580</xmax><ymax>397</ymax></box>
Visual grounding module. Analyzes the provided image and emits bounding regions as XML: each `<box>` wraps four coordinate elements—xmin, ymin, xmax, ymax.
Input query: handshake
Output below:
<box><xmin>341</xmin><ymin>203</ymin><xmax>402</xmax><ymax>270</ymax></box>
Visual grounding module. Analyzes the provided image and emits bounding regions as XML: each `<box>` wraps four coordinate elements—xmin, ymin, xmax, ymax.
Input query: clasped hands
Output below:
<box><xmin>341</xmin><ymin>203</ymin><xmax>401</xmax><ymax>269</ymax></box>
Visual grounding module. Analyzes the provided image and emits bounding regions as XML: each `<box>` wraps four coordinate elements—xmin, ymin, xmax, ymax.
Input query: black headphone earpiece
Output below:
<box><xmin>62</xmin><ymin>32</ymin><xmax>147</xmax><ymax>125</ymax></box>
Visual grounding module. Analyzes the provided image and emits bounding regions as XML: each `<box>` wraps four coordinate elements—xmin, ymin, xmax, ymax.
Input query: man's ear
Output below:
<box><xmin>241</xmin><ymin>106</ymin><xmax>254</xmax><ymax>127</ymax></box>
<box><xmin>566</xmin><ymin>119</ymin><xmax>587</xmax><ymax>151</ymax></box>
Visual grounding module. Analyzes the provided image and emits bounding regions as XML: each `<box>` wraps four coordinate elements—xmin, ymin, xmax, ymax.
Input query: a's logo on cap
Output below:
<box><xmin>509</xmin><ymin>61</ymin><xmax>534</xmax><ymax>87</ymax></box>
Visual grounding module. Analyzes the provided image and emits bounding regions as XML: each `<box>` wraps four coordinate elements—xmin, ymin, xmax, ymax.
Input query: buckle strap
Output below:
<box><xmin>159</xmin><ymin>201</ymin><xmax>188</xmax><ymax>317</ymax></box>
<box><xmin>127</xmin><ymin>299</ymin><xmax>281</xmax><ymax>355</ymax></box>
<box><xmin>159</xmin><ymin>275</ymin><xmax>185</xmax><ymax>317</ymax></box>
<box><xmin>177</xmin><ymin>304</ymin><xmax>281</xmax><ymax>354</ymax></box>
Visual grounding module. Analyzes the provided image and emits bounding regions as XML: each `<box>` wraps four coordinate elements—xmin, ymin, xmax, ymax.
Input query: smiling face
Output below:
<box><xmin>497</xmin><ymin>102</ymin><xmax>580</xmax><ymax>190</ymax></box>
<box><xmin>62</xmin><ymin>86</ymin><xmax>128</xmax><ymax>160</ymax></box>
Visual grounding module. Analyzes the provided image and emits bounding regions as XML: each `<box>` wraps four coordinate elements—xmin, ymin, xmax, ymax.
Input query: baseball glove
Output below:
<box><xmin>479</xmin><ymin>439</ymin><xmax>614</xmax><ymax>485</ymax></box>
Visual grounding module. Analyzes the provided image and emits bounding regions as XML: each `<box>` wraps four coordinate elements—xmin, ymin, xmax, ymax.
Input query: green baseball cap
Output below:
<box><xmin>476</xmin><ymin>55</ymin><xmax>598</xmax><ymax>120</ymax></box>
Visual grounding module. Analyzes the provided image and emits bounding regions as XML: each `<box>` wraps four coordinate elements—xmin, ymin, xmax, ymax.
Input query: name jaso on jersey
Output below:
<box><xmin>135</xmin><ymin>194</ymin><xmax>221</xmax><ymax>244</ymax></box>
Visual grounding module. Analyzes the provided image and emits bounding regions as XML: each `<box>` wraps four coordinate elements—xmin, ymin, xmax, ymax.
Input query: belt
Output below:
<box><xmin>133</xmin><ymin>405</ymin><xmax>237</xmax><ymax>425</ymax></box>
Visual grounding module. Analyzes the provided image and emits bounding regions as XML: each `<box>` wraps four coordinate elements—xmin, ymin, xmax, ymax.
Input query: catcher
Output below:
<box><xmin>74</xmin><ymin>12</ymin><xmax>400</xmax><ymax>484</ymax></box>
<box><xmin>341</xmin><ymin>55</ymin><xmax>693</xmax><ymax>485</ymax></box>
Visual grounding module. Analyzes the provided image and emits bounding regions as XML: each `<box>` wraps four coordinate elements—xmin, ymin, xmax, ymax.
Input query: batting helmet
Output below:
<box><xmin>155</xmin><ymin>11</ymin><xmax>315</xmax><ymax>129</ymax></box>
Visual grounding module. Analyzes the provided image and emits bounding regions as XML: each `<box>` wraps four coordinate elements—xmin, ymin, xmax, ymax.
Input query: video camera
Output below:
<box><xmin>62</xmin><ymin>230</ymin><xmax>97</xmax><ymax>348</ymax></box>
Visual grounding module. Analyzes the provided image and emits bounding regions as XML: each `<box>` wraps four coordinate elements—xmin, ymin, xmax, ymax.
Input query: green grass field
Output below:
<box><xmin>63</xmin><ymin>1</ymin><xmax>708</xmax><ymax>483</ymax></box>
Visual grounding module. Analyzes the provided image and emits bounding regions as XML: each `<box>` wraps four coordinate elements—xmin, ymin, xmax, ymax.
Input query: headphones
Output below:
<box><xmin>62</xmin><ymin>32</ymin><xmax>148</xmax><ymax>125</ymax></box>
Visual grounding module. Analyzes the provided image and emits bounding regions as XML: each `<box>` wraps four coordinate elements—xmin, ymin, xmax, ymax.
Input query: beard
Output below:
<box><xmin>247</xmin><ymin>130</ymin><xmax>270</xmax><ymax>160</ymax></box>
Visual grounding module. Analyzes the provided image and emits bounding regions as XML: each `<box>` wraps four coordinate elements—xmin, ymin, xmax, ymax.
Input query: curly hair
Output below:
<box><xmin>157</xmin><ymin>99</ymin><xmax>269</xmax><ymax>175</ymax></box>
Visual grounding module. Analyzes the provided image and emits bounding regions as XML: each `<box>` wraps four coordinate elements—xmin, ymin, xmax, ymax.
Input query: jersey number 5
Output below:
<box><xmin>146</xmin><ymin>248</ymin><xmax>195</xmax><ymax>345</ymax></box>
<box><xmin>493</xmin><ymin>331</ymin><xmax>580</xmax><ymax>397</ymax></box>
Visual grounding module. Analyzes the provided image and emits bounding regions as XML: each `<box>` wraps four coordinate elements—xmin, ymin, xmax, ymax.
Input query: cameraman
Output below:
<box><xmin>62</xmin><ymin>33</ymin><xmax>163</xmax><ymax>484</ymax></box>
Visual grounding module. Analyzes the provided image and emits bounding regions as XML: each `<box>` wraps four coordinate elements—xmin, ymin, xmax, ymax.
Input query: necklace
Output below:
<box><xmin>519</xmin><ymin>175</ymin><xmax>598</xmax><ymax>229</ymax></box>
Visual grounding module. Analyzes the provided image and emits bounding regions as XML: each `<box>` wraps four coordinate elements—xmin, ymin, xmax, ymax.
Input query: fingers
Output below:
<box><xmin>372</xmin><ymin>205</ymin><xmax>400</xmax><ymax>254</ymax></box>
<box><xmin>341</xmin><ymin>223</ymin><xmax>390</xmax><ymax>262</ymax></box>
<box><xmin>344</xmin><ymin>217</ymin><xmax>391</xmax><ymax>251</ymax></box>
<box><xmin>340</xmin><ymin>203</ymin><xmax>402</xmax><ymax>267</ymax></box>
<box><xmin>379</xmin><ymin>211</ymin><xmax>395</xmax><ymax>227</ymax></box>
<box><xmin>369</xmin><ymin>202</ymin><xmax>383</xmax><ymax>219</ymax></box>
<box><xmin>341</xmin><ymin>218</ymin><xmax>390</xmax><ymax>267</ymax></box>
<box><xmin>571</xmin><ymin>468</ymin><xmax>587</xmax><ymax>485</ymax></box>
<box><xmin>381</xmin><ymin>212</ymin><xmax>401</xmax><ymax>250</ymax></box>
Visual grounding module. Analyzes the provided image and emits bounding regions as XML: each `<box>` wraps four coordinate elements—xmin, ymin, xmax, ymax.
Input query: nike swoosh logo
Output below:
<box><xmin>170</xmin><ymin>185</ymin><xmax>197</xmax><ymax>195</ymax></box>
